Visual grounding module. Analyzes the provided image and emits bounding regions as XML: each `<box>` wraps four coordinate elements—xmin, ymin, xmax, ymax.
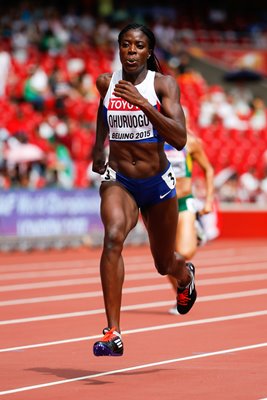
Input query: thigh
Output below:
<box><xmin>141</xmin><ymin>196</ymin><xmax>178</xmax><ymax>262</ymax></box>
<box><xmin>100</xmin><ymin>182</ymin><xmax>139</xmax><ymax>236</ymax></box>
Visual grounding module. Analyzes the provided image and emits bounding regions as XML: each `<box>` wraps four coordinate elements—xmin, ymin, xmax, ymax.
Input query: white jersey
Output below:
<box><xmin>164</xmin><ymin>143</ymin><xmax>192</xmax><ymax>178</ymax></box>
<box><xmin>103</xmin><ymin>70</ymin><xmax>164</xmax><ymax>143</ymax></box>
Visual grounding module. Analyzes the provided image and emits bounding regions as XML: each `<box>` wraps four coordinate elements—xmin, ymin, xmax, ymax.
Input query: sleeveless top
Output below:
<box><xmin>164</xmin><ymin>142</ymin><xmax>193</xmax><ymax>178</ymax></box>
<box><xmin>103</xmin><ymin>70</ymin><xmax>164</xmax><ymax>143</ymax></box>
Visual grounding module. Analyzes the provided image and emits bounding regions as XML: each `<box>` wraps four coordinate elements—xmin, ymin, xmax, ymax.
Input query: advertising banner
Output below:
<box><xmin>0</xmin><ymin>188</ymin><xmax>102</xmax><ymax>238</ymax></box>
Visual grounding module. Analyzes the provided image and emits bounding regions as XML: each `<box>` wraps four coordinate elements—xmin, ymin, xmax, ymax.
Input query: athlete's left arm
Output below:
<box><xmin>114</xmin><ymin>74</ymin><xmax>187</xmax><ymax>150</ymax></box>
<box><xmin>92</xmin><ymin>73</ymin><xmax>111</xmax><ymax>175</ymax></box>
<box><xmin>189</xmin><ymin>134</ymin><xmax>215</xmax><ymax>214</ymax></box>
<box><xmin>149</xmin><ymin>74</ymin><xmax>187</xmax><ymax>150</ymax></box>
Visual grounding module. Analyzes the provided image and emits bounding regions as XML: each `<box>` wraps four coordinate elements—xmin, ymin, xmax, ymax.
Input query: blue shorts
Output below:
<box><xmin>101</xmin><ymin>162</ymin><xmax>176</xmax><ymax>208</ymax></box>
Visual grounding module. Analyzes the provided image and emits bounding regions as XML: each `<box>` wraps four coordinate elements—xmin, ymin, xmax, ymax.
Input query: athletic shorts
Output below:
<box><xmin>101</xmin><ymin>162</ymin><xmax>176</xmax><ymax>208</ymax></box>
<box><xmin>178</xmin><ymin>194</ymin><xmax>197</xmax><ymax>213</ymax></box>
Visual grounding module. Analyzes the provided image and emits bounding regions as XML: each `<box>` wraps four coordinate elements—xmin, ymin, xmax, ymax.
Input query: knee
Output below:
<box><xmin>156</xmin><ymin>265</ymin><xmax>167</xmax><ymax>276</ymax></box>
<box><xmin>154</xmin><ymin>253</ymin><xmax>188</xmax><ymax>278</ymax></box>
<box><xmin>180</xmin><ymin>248</ymin><xmax>196</xmax><ymax>260</ymax></box>
<box><xmin>104</xmin><ymin>224</ymin><xmax>126</xmax><ymax>251</ymax></box>
<box><xmin>177</xmin><ymin>239</ymin><xmax>197</xmax><ymax>260</ymax></box>
<box><xmin>154</xmin><ymin>256</ymin><xmax>173</xmax><ymax>276</ymax></box>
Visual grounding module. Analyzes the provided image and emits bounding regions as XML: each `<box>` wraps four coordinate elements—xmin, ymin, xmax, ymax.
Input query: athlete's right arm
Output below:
<box><xmin>113</xmin><ymin>74</ymin><xmax>186</xmax><ymax>150</ymax></box>
<box><xmin>92</xmin><ymin>74</ymin><xmax>111</xmax><ymax>175</ymax></box>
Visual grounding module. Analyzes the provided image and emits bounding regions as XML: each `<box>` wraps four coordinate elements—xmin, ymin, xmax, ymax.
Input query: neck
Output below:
<box><xmin>122</xmin><ymin>68</ymin><xmax>148</xmax><ymax>85</ymax></box>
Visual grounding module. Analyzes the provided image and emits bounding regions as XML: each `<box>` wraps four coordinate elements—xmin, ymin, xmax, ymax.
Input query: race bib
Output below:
<box><xmin>101</xmin><ymin>166</ymin><xmax>116</xmax><ymax>182</ymax></box>
<box><xmin>161</xmin><ymin>164</ymin><xmax>176</xmax><ymax>189</ymax></box>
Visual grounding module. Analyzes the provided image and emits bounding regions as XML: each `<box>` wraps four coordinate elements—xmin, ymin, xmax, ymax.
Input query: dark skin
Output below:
<box><xmin>92</xmin><ymin>28</ymin><xmax>191</xmax><ymax>332</ymax></box>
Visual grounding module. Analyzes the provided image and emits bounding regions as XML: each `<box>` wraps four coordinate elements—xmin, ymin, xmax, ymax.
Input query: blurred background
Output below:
<box><xmin>0</xmin><ymin>0</ymin><xmax>267</xmax><ymax>250</ymax></box>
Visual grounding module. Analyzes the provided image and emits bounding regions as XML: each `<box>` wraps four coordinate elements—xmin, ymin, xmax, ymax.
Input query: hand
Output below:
<box><xmin>198</xmin><ymin>204</ymin><xmax>213</xmax><ymax>215</ymax></box>
<box><xmin>113</xmin><ymin>80</ymin><xmax>144</xmax><ymax>107</ymax></box>
<box><xmin>92</xmin><ymin>149</ymin><xmax>107</xmax><ymax>175</ymax></box>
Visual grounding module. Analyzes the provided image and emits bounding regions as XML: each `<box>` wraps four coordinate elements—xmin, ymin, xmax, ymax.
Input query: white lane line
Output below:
<box><xmin>3</xmin><ymin>269</ymin><xmax>267</xmax><ymax>296</ymax></box>
<box><xmin>0</xmin><ymin>255</ymin><xmax>153</xmax><ymax>273</ymax></box>
<box><xmin>2</xmin><ymin>272</ymin><xmax>267</xmax><ymax>305</ymax></box>
<box><xmin>1</xmin><ymin>260</ymin><xmax>267</xmax><ymax>282</ymax></box>
<box><xmin>1</xmin><ymin>246</ymin><xmax>266</xmax><ymax>274</ymax></box>
<box><xmin>0</xmin><ymin>267</ymin><xmax>99</xmax><ymax>281</ymax></box>
<box><xmin>0</xmin><ymin>272</ymin><xmax>165</xmax><ymax>292</ymax></box>
<box><xmin>0</xmin><ymin>259</ymin><xmax>153</xmax><ymax>278</ymax></box>
<box><xmin>1</xmin><ymin>309</ymin><xmax>267</xmax><ymax>353</ymax></box>
<box><xmin>0</xmin><ymin>284</ymin><xmax>167</xmax><ymax>306</ymax></box>
<box><xmin>1</xmin><ymin>288</ymin><xmax>267</xmax><ymax>325</ymax></box>
<box><xmin>0</xmin><ymin>341</ymin><xmax>266</xmax><ymax>395</ymax></box>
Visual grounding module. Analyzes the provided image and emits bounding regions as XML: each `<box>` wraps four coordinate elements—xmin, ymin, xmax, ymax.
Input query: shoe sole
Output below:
<box><xmin>93</xmin><ymin>342</ymin><xmax>123</xmax><ymax>356</ymax></box>
<box><xmin>169</xmin><ymin>307</ymin><xmax>179</xmax><ymax>315</ymax></box>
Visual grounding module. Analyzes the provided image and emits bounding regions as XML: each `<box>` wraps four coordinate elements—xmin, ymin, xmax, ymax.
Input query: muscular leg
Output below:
<box><xmin>176</xmin><ymin>211</ymin><xmax>198</xmax><ymax>259</ymax></box>
<box><xmin>141</xmin><ymin>196</ymin><xmax>191</xmax><ymax>287</ymax></box>
<box><xmin>100</xmin><ymin>183</ymin><xmax>139</xmax><ymax>332</ymax></box>
<box><xmin>169</xmin><ymin>210</ymin><xmax>197</xmax><ymax>293</ymax></box>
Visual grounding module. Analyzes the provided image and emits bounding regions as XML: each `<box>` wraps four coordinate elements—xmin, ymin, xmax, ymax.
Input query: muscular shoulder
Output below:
<box><xmin>96</xmin><ymin>73</ymin><xmax>112</xmax><ymax>99</ymax></box>
<box><xmin>154</xmin><ymin>72</ymin><xmax>180</xmax><ymax>97</ymax></box>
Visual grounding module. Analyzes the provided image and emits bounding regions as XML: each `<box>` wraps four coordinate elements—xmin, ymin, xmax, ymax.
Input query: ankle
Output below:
<box><xmin>178</xmin><ymin>270</ymin><xmax>193</xmax><ymax>289</ymax></box>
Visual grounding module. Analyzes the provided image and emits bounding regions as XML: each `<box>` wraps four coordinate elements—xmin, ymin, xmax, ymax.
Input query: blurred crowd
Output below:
<box><xmin>0</xmin><ymin>4</ymin><xmax>116</xmax><ymax>190</ymax></box>
<box><xmin>0</xmin><ymin>1</ymin><xmax>267</xmax><ymax>205</ymax></box>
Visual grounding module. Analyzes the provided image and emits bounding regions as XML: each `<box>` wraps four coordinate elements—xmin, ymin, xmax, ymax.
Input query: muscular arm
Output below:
<box><xmin>188</xmin><ymin>134</ymin><xmax>215</xmax><ymax>214</ymax></box>
<box><xmin>113</xmin><ymin>74</ymin><xmax>187</xmax><ymax>150</ymax></box>
<box><xmin>92</xmin><ymin>74</ymin><xmax>111</xmax><ymax>174</ymax></box>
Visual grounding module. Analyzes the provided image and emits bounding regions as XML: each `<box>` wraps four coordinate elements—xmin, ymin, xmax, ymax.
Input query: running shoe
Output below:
<box><xmin>177</xmin><ymin>262</ymin><xmax>197</xmax><ymax>314</ymax></box>
<box><xmin>93</xmin><ymin>327</ymin><xmax>123</xmax><ymax>356</ymax></box>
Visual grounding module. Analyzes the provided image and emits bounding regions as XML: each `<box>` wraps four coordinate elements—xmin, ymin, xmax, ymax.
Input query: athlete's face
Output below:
<box><xmin>119</xmin><ymin>29</ymin><xmax>151</xmax><ymax>74</ymax></box>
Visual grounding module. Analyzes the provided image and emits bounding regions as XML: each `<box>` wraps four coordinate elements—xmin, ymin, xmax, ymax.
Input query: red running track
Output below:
<box><xmin>0</xmin><ymin>238</ymin><xmax>267</xmax><ymax>399</ymax></box>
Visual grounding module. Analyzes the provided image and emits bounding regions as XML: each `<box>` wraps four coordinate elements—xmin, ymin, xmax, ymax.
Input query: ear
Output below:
<box><xmin>147</xmin><ymin>51</ymin><xmax>152</xmax><ymax>59</ymax></box>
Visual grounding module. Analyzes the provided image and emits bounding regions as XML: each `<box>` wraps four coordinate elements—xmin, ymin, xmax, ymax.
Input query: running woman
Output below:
<box><xmin>92</xmin><ymin>23</ymin><xmax>197</xmax><ymax>356</ymax></box>
<box><xmin>164</xmin><ymin>131</ymin><xmax>214</xmax><ymax>314</ymax></box>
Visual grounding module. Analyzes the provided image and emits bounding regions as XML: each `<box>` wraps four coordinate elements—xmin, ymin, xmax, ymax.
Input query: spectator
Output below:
<box><xmin>238</xmin><ymin>166</ymin><xmax>260</xmax><ymax>202</ymax></box>
<box><xmin>48</xmin><ymin>134</ymin><xmax>74</xmax><ymax>189</ymax></box>
<box><xmin>0</xmin><ymin>40</ymin><xmax>11</xmax><ymax>98</ymax></box>
<box><xmin>23</xmin><ymin>65</ymin><xmax>52</xmax><ymax>110</ymax></box>
<box><xmin>249</xmin><ymin>97</ymin><xmax>267</xmax><ymax>130</ymax></box>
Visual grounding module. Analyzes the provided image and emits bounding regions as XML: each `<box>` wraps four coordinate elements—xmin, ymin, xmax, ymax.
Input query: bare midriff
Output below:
<box><xmin>109</xmin><ymin>141</ymin><xmax>168</xmax><ymax>178</ymax></box>
<box><xmin>175</xmin><ymin>177</ymin><xmax>192</xmax><ymax>198</ymax></box>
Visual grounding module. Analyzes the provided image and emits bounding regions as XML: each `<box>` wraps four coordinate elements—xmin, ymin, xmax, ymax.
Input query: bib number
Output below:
<box><xmin>101</xmin><ymin>166</ymin><xmax>116</xmax><ymax>182</ymax></box>
<box><xmin>162</xmin><ymin>164</ymin><xmax>176</xmax><ymax>189</ymax></box>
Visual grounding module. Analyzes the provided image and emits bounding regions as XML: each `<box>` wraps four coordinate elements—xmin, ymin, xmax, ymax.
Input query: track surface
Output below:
<box><xmin>0</xmin><ymin>238</ymin><xmax>267</xmax><ymax>399</ymax></box>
